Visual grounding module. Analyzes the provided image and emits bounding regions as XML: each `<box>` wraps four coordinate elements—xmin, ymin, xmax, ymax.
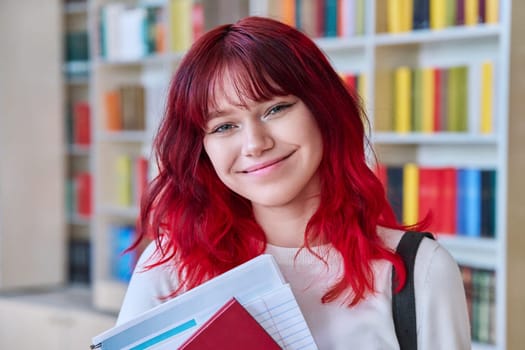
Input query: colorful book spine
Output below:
<box><xmin>403</xmin><ymin>163</ymin><xmax>419</xmax><ymax>225</ymax></box>
<box><xmin>337</xmin><ymin>0</ymin><xmax>356</xmax><ymax>37</ymax></box>
<box><xmin>394</xmin><ymin>66</ymin><xmax>412</xmax><ymax>133</ymax></box>
<box><xmin>68</xmin><ymin>239</ymin><xmax>91</xmax><ymax>284</ymax></box>
<box><xmin>110</xmin><ymin>225</ymin><xmax>137</xmax><ymax>282</ymax></box>
<box><xmin>480</xmin><ymin>61</ymin><xmax>494</xmax><ymax>134</ymax></box>
<box><xmin>480</xmin><ymin>169</ymin><xmax>496</xmax><ymax>238</ymax></box>
<box><xmin>104</xmin><ymin>90</ymin><xmax>122</xmax><ymax>131</ymax></box>
<box><xmin>169</xmin><ymin>0</ymin><xmax>192</xmax><ymax>52</ymax></box>
<box><xmin>411</xmin><ymin>68</ymin><xmax>423</xmax><ymax>132</ymax></box>
<box><xmin>413</xmin><ymin>0</ymin><xmax>430</xmax><ymax>29</ymax></box>
<box><xmin>462</xmin><ymin>168</ymin><xmax>482</xmax><ymax>237</ymax></box>
<box><xmin>355</xmin><ymin>0</ymin><xmax>365</xmax><ymax>35</ymax></box>
<box><xmin>324</xmin><ymin>0</ymin><xmax>338</xmax><ymax>37</ymax></box>
<box><xmin>445</xmin><ymin>0</ymin><xmax>457</xmax><ymax>27</ymax></box>
<box><xmin>439</xmin><ymin>167</ymin><xmax>458</xmax><ymax>234</ymax></box>
<box><xmin>115</xmin><ymin>155</ymin><xmax>133</xmax><ymax>207</ymax></box>
<box><xmin>388</xmin><ymin>0</ymin><xmax>404</xmax><ymax>33</ymax></box>
<box><xmin>430</xmin><ymin>0</ymin><xmax>447</xmax><ymax>29</ymax></box>
<box><xmin>417</xmin><ymin>167</ymin><xmax>441</xmax><ymax>231</ymax></box>
<box><xmin>485</xmin><ymin>0</ymin><xmax>499</xmax><ymax>24</ymax></box>
<box><xmin>387</xmin><ymin>166</ymin><xmax>404</xmax><ymax>223</ymax></box>
<box><xmin>447</xmin><ymin>66</ymin><xmax>468</xmax><ymax>132</ymax></box>
<box><xmin>73</xmin><ymin>101</ymin><xmax>91</xmax><ymax>146</ymax></box>
<box><xmin>421</xmin><ymin>67</ymin><xmax>435</xmax><ymax>133</ymax></box>
<box><xmin>465</xmin><ymin>0</ymin><xmax>480</xmax><ymax>26</ymax></box>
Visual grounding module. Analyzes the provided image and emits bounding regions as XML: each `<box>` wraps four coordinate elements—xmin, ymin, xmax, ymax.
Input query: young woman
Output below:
<box><xmin>117</xmin><ymin>16</ymin><xmax>470</xmax><ymax>349</ymax></box>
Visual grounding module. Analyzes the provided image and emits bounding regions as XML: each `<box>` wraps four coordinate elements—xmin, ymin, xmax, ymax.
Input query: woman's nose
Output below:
<box><xmin>241</xmin><ymin>122</ymin><xmax>274</xmax><ymax>157</ymax></box>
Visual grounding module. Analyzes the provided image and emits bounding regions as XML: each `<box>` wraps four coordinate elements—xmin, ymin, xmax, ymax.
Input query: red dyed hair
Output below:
<box><xmin>135</xmin><ymin>16</ymin><xmax>422</xmax><ymax>305</ymax></box>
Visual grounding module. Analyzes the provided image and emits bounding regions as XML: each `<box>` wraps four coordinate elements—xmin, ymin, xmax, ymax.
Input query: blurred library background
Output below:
<box><xmin>0</xmin><ymin>0</ymin><xmax>524</xmax><ymax>349</ymax></box>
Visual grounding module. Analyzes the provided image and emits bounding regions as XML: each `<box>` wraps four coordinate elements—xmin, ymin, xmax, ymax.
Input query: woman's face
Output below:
<box><xmin>203</xmin><ymin>83</ymin><xmax>324</xmax><ymax>209</ymax></box>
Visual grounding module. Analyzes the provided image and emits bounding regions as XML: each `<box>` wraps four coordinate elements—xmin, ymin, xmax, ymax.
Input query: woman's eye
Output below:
<box><xmin>210</xmin><ymin>123</ymin><xmax>236</xmax><ymax>134</ymax></box>
<box><xmin>265</xmin><ymin>103</ymin><xmax>294</xmax><ymax>118</ymax></box>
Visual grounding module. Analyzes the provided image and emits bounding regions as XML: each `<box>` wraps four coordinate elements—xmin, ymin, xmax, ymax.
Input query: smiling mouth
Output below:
<box><xmin>241</xmin><ymin>152</ymin><xmax>295</xmax><ymax>173</ymax></box>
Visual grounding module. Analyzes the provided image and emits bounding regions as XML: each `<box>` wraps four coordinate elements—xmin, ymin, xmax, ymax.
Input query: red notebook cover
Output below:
<box><xmin>178</xmin><ymin>298</ymin><xmax>282</xmax><ymax>350</ymax></box>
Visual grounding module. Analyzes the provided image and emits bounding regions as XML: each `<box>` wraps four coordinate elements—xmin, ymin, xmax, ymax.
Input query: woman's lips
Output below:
<box><xmin>241</xmin><ymin>152</ymin><xmax>295</xmax><ymax>173</ymax></box>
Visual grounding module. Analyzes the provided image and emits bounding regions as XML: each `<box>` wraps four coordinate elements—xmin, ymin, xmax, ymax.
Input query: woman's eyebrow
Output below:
<box><xmin>207</xmin><ymin>109</ymin><xmax>227</xmax><ymax>120</ymax></box>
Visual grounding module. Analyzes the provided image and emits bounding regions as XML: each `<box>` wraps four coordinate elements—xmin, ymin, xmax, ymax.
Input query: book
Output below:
<box><xmin>169</xmin><ymin>0</ymin><xmax>193</xmax><ymax>52</ymax></box>
<box><xmin>91</xmin><ymin>254</ymin><xmax>318</xmax><ymax>350</ymax></box>
<box><xmin>439</xmin><ymin>167</ymin><xmax>458</xmax><ymax>234</ymax></box>
<box><xmin>403</xmin><ymin>163</ymin><xmax>419</xmax><ymax>225</ymax></box>
<box><xmin>412</xmin><ymin>67</ymin><xmax>423</xmax><ymax>131</ymax></box>
<box><xmin>402</xmin><ymin>0</ymin><xmax>414</xmax><ymax>32</ymax></box>
<box><xmin>480</xmin><ymin>61</ymin><xmax>494</xmax><ymax>134</ymax></box>
<box><xmin>115</xmin><ymin>155</ymin><xmax>132</xmax><ymax>207</ymax></box>
<box><xmin>430</xmin><ymin>0</ymin><xmax>446</xmax><ymax>29</ymax></box>
<box><xmin>418</xmin><ymin>167</ymin><xmax>441</xmax><ymax>231</ymax></box>
<box><xmin>447</xmin><ymin>66</ymin><xmax>468</xmax><ymax>132</ymax></box>
<box><xmin>387</xmin><ymin>166</ymin><xmax>404</xmax><ymax>223</ymax></box>
<box><xmin>485</xmin><ymin>0</ymin><xmax>499</xmax><ymax>24</ymax></box>
<box><xmin>68</xmin><ymin>238</ymin><xmax>91</xmax><ymax>284</ymax></box>
<box><xmin>465</xmin><ymin>0</ymin><xmax>479</xmax><ymax>26</ymax></box>
<box><xmin>338</xmin><ymin>0</ymin><xmax>356</xmax><ymax>37</ymax></box>
<box><xmin>421</xmin><ymin>67</ymin><xmax>435</xmax><ymax>133</ymax></box>
<box><xmin>387</xmin><ymin>0</ymin><xmax>404</xmax><ymax>33</ymax></box>
<box><xmin>324</xmin><ymin>0</ymin><xmax>338</xmax><ymax>37</ymax></box>
<box><xmin>480</xmin><ymin>169</ymin><xmax>496</xmax><ymax>238</ymax></box>
<box><xmin>120</xmin><ymin>84</ymin><xmax>145</xmax><ymax>130</ymax></box>
<box><xmin>445</xmin><ymin>0</ymin><xmax>457</xmax><ymax>27</ymax></box>
<box><xmin>459</xmin><ymin>168</ymin><xmax>482</xmax><ymax>237</ymax></box>
<box><xmin>413</xmin><ymin>0</ymin><xmax>430</xmax><ymax>29</ymax></box>
<box><xmin>110</xmin><ymin>225</ymin><xmax>137</xmax><ymax>282</ymax></box>
<box><xmin>104</xmin><ymin>90</ymin><xmax>123</xmax><ymax>131</ymax></box>
<box><xmin>393</xmin><ymin>66</ymin><xmax>412</xmax><ymax>133</ymax></box>
<box><xmin>76</xmin><ymin>172</ymin><xmax>92</xmax><ymax>217</ymax></box>
<box><xmin>73</xmin><ymin>101</ymin><xmax>91</xmax><ymax>146</ymax></box>
<box><xmin>355</xmin><ymin>0</ymin><xmax>365</xmax><ymax>35</ymax></box>
<box><xmin>178</xmin><ymin>298</ymin><xmax>281</xmax><ymax>350</ymax></box>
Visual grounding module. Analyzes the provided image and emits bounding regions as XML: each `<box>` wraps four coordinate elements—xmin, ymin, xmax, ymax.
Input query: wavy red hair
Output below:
<box><xmin>134</xmin><ymin>16</ymin><xmax>423</xmax><ymax>305</ymax></box>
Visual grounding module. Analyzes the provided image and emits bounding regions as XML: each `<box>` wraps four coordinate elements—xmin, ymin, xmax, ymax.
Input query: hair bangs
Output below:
<box><xmin>205</xmin><ymin>57</ymin><xmax>288</xmax><ymax>119</ymax></box>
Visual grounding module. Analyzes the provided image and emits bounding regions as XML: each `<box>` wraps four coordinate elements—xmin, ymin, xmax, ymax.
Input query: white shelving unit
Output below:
<box><xmin>84</xmin><ymin>1</ymin><xmax>523</xmax><ymax>348</ymax></box>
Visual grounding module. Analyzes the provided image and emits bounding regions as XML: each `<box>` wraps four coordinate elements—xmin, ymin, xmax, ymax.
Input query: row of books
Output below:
<box><xmin>98</xmin><ymin>1</ymin><xmax>204</xmax><ymax>60</ymax></box>
<box><xmin>376</xmin><ymin>164</ymin><xmax>496</xmax><ymax>237</ymax></box>
<box><xmin>387</xmin><ymin>0</ymin><xmax>499</xmax><ymax>33</ymax></box>
<box><xmin>104</xmin><ymin>85</ymin><xmax>145</xmax><ymax>131</ymax></box>
<box><xmin>376</xmin><ymin>61</ymin><xmax>494</xmax><ymax>134</ymax></box>
<box><xmin>66</xmin><ymin>172</ymin><xmax>92</xmax><ymax>218</ymax></box>
<box><xmin>267</xmin><ymin>0</ymin><xmax>366</xmax><ymax>38</ymax></box>
<box><xmin>460</xmin><ymin>266</ymin><xmax>496</xmax><ymax>344</ymax></box>
<box><xmin>66</xmin><ymin>100</ymin><xmax>91</xmax><ymax>146</ymax></box>
<box><xmin>113</xmin><ymin>155</ymin><xmax>149</xmax><ymax>208</ymax></box>
<box><xmin>109</xmin><ymin>225</ymin><xmax>138</xmax><ymax>282</ymax></box>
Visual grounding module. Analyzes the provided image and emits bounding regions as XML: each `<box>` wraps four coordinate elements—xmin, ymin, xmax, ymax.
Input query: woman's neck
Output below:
<box><xmin>252</xmin><ymin>194</ymin><xmax>320</xmax><ymax>248</ymax></box>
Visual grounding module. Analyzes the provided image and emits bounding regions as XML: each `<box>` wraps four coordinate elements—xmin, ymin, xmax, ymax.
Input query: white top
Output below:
<box><xmin>117</xmin><ymin>229</ymin><xmax>471</xmax><ymax>350</ymax></box>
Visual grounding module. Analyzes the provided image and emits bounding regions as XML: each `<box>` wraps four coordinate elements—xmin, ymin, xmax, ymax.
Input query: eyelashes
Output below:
<box><xmin>206</xmin><ymin>101</ymin><xmax>297</xmax><ymax>135</ymax></box>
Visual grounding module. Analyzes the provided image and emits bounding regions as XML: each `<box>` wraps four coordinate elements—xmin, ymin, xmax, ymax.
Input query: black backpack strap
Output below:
<box><xmin>392</xmin><ymin>231</ymin><xmax>435</xmax><ymax>350</ymax></box>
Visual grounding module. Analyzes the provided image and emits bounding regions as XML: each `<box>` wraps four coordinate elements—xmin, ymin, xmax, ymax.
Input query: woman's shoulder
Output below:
<box><xmin>116</xmin><ymin>240</ymin><xmax>178</xmax><ymax>325</ymax></box>
<box><xmin>378</xmin><ymin>227</ymin><xmax>440</xmax><ymax>252</ymax></box>
<box><xmin>377</xmin><ymin>227</ymin><xmax>454</xmax><ymax>270</ymax></box>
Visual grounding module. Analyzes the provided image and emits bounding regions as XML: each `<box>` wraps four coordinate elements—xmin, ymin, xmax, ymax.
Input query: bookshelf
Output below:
<box><xmin>83</xmin><ymin>0</ymin><xmax>524</xmax><ymax>349</ymax></box>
